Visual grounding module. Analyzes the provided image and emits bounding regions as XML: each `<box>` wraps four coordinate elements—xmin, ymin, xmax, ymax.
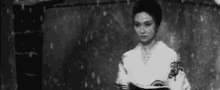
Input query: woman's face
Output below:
<box><xmin>134</xmin><ymin>12</ymin><xmax>156</xmax><ymax>43</ymax></box>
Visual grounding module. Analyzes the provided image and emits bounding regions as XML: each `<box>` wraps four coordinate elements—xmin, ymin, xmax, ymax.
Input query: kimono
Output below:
<box><xmin>115</xmin><ymin>41</ymin><xmax>191</xmax><ymax>90</ymax></box>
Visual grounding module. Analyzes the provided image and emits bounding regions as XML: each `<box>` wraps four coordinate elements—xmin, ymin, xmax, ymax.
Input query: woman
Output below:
<box><xmin>115</xmin><ymin>0</ymin><xmax>191</xmax><ymax>90</ymax></box>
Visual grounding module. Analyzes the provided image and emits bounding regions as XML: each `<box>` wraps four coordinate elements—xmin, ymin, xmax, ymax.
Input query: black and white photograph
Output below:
<box><xmin>1</xmin><ymin>0</ymin><xmax>220</xmax><ymax>90</ymax></box>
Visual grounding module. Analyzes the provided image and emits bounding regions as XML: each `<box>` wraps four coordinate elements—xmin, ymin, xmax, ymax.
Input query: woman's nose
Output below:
<box><xmin>140</xmin><ymin>26</ymin><xmax>145</xmax><ymax>34</ymax></box>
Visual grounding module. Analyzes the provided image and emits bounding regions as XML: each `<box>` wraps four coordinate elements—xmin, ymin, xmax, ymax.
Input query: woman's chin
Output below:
<box><xmin>140</xmin><ymin>40</ymin><xmax>149</xmax><ymax>43</ymax></box>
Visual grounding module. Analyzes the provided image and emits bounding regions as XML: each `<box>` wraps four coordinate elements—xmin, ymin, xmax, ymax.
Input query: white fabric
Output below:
<box><xmin>115</xmin><ymin>41</ymin><xmax>191</xmax><ymax>90</ymax></box>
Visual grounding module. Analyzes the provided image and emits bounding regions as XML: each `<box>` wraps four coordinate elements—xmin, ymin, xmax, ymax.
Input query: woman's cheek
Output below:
<box><xmin>150</xmin><ymin>31</ymin><xmax>154</xmax><ymax>37</ymax></box>
<box><xmin>135</xmin><ymin>27</ymin><xmax>140</xmax><ymax>34</ymax></box>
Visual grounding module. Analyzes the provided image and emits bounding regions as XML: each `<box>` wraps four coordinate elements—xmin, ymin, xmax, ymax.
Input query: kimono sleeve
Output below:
<box><xmin>168</xmin><ymin>71</ymin><xmax>191</xmax><ymax>90</ymax></box>
<box><xmin>115</xmin><ymin>55</ymin><xmax>130</xmax><ymax>90</ymax></box>
<box><xmin>168</xmin><ymin>52</ymin><xmax>191</xmax><ymax>90</ymax></box>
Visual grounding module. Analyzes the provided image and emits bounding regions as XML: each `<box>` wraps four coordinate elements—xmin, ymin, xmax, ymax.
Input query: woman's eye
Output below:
<box><xmin>134</xmin><ymin>23</ymin><xmax>140</xmax><ymax>27</ymax></box>
<box><xmin>145</xmin><ymin>23</ymin><xmax>152</xmax><ymax>26</ymax></box>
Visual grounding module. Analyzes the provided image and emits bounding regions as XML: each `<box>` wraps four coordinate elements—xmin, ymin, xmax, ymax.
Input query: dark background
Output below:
<box><xmin>1</xmin><ymin>0</ymin><xmax>220</xmax><ymax>90</ymax></box>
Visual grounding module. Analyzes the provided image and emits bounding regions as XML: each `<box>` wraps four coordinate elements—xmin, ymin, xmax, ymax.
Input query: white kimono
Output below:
<box><xmin>115</xmin><ymin>41</ymin><xmax>191</xmax><ymax>90</ymax></box>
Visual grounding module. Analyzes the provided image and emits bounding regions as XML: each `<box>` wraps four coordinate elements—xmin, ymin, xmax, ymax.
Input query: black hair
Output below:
<box><xmin>132</xmin><ymin>0</ymin><xmax>162</xmax><ymax>33</ymax></box>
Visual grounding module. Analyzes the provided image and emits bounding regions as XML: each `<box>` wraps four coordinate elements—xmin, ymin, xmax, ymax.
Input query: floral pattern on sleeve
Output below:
<box><xmin>168</xmin><ymin>61</ymin><xmax>191</xmax><ymax>90</ymax></box>
<box><xmin>168</xmin><ymin>61</ymin><xmax>184</xmax><ymax>81</ymax></box>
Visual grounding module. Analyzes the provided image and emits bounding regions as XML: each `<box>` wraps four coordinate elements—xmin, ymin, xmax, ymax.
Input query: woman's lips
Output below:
<box><xmin>140</xmin><ymin>36</ymin><xmax>147</xmax><ymax>39</ymax></box>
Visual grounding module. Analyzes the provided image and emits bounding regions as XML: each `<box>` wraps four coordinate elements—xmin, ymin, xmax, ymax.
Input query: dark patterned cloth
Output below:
<box><xmin>128</xmin><ymin>83</ymin><xmax>170</xmax><ymax>90</ymax></box>
<box><xmin>115</xmin><ymin>83</ymin><xmax>129</xmax><ymax>90</ymax></box>
<box><xmin>150</xmin><ymin>80</ymin><xmax>165</xmax><ymax>86</ymax></box>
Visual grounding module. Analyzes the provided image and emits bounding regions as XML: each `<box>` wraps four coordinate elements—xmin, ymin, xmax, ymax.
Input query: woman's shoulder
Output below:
<box><xmin>123</xmin><ymin>43</ymin><xmax>141</xmax><ymax>57</ymax></box>
<box><xmin>123</xmin><ymin>49</ymin><xmax>134</xmax><ymax>57</ymax></box>
<box><xmin>157</xmin><ymin>41</ymin><xmax>177</xmax><ymax>56</ymax></box>
<box><xmin>121</xmin><ymin>44</ymin><xmax>141</xmax><ymax>61</ymax></box>
<box><xmin>121</xmin><ymin>49</ymin><xmax>135</xmax><ymax>61</ymax></box>
<box><xmin>155</xmin><ymin>41</ymin><xmax>179</xmax><ymax>63</ymax></box>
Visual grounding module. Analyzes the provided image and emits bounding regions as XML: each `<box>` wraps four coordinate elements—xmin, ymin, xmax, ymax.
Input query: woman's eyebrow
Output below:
<box><xmin>144</xmin><ymin>21</ymin><xmax>152</xmax><ymax>23</ymax></box>
<box><xmin>134</xmin><ymin>21</ymin><xmax>140</xmax><ymax>24</ymax></box>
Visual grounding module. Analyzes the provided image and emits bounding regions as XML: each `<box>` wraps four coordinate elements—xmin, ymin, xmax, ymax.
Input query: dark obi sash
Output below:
<box><xmin>128</xmin><ymin>83</ymin><xmax>170</xmax><ymax>90</ymax></box>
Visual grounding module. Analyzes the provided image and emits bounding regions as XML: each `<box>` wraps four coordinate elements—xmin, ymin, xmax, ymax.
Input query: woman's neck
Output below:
<box><xmin>141</xmin><ymin>39</ymin><xmax>157</xmax><ymax>52</ymax></box>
